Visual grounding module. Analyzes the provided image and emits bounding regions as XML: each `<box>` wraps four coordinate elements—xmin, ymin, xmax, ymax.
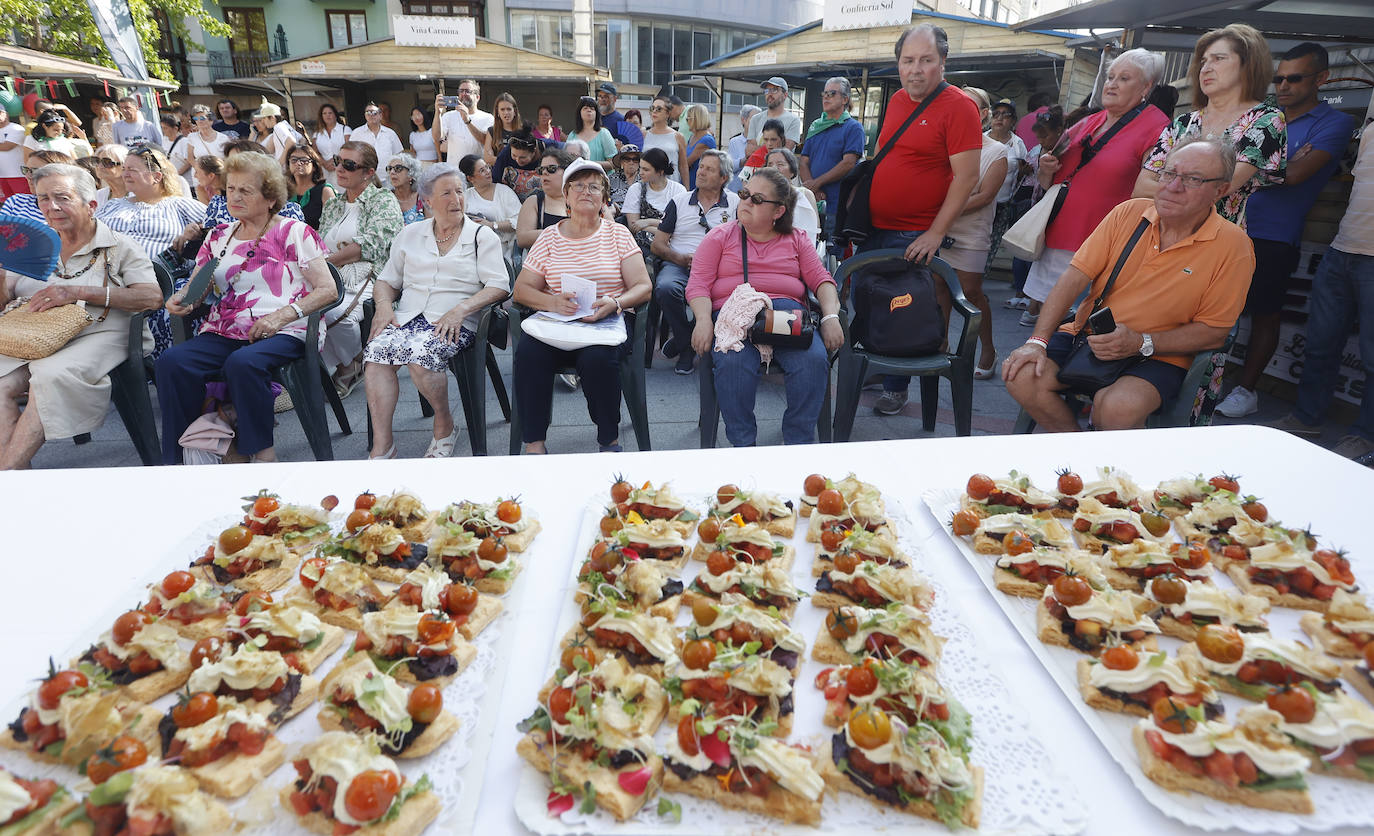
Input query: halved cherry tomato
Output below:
<box><xmin>676</xmin><ymin>715</ymin><xmax>701</xmax><ymax>756</ymax></box>
<box><xmin>416</xmin><ymin>613</ymin><xmax>455</xmax><ymax>645</ymax></box>
<box><xmin>190</xmin><ymin>637</ymin><xmax>225</xmax><ymax>670</ymax></box>
<box><xmin>233</xmin><ymin>590</ymin><xmax>274</xmax><ymax>617</ymax></box>
<box><xmin>299</xmin><ymin>556</ymin><xmax>328</xmax><ymax>590</ymax></box>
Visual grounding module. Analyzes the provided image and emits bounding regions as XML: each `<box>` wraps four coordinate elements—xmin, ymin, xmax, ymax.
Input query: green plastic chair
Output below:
<box><xmin>106</xmin><ymin>261</ymin><xmax>173</xmax><ymax>465</ymax></box>
<box><xmin>506</xmin><ymin>304</ymin><xmax>651</xmax><ymax>454</ymax></box>
<box><xmin>831</xmin><ymin>251</ymin><xmax>980</xmax><ymax>440</ymax></box>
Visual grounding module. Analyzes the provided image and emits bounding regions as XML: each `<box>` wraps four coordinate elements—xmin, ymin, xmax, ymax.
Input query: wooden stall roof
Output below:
<box><xmin>0</xmin><ymin>45</ymin><xmax>179</xmax><ymax>90</ymax></box>
<box><xmin>263</xmin><ymin>36</ymin><xmax>612</xmax><ymax>83</ymax></box>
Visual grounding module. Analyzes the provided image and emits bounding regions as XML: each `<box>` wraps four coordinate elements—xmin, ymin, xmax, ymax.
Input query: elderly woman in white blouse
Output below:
<box><xmin>363</xmin><ymin>163</ymin><xmax>509</xmax><ymax>459</ymax></box>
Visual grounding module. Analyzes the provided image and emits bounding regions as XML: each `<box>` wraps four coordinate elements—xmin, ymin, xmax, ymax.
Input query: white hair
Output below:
<box><xmin>417</xmin><ymin>162</ymin><xmax>466</xmax><ymax>200</ymax></box>
<box><xmin>34</xmin><ymin>164</ymin><xmax>98</xmax><ymax>204</ymax></box>
<box><xmin>388</xmin><ymin>152</ymin><xmax>421</xmax><ymax>187</ymax></box>
<box><xmin>699</xmin><ymin>149</ymin><xmax>733</xmax><ymax>181</ymax></box>
<box><xmin>563</xmin><ymin>139</ymin><xmax>590</xmax><ymax>159</ymax></box>
<box><xmin>825</xmin><ymin>77</ymin><xmax>851</xmax><ymax>100</ymax></box>
<box><xmin>1110</xmin><ymin>48</ymin><xmax>1166</xmax><ymax>87</ymax></box>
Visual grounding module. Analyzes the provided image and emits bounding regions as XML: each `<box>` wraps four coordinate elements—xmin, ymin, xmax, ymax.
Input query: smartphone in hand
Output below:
<box><xmin>1087</xmin><ymin>306</ymin><xmax>1116</xmax><ymax>335</ymax></box>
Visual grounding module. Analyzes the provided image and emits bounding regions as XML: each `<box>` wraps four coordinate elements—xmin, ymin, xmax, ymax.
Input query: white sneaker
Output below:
<box><xmin>1003</xmin><ymin>296</ymin><xmax>1029</xmax><ymax>310</ymax></box>
<box><xmin>557</xmin><ymin>373</ymin><xmax>579</xmax><ymax>391</ymax></box>
<box><xmin>1018</xmin><ymin>311</ymin><xmax>1038</xmax><ymax>327</ymax></box>
<box><xmin>1215</xmin><ymin>386</ymin><xmax>1258</xmax><ymax>418</ymax></box>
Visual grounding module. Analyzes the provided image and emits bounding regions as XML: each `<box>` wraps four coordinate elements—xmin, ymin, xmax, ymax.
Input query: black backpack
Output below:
<box><xmin>848</xmin><ymin>257</ymin><xmax>943</xmax><ymax>357</ymax></box>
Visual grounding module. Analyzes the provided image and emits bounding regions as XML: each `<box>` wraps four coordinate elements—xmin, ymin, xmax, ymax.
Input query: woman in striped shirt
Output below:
<box><xmin>511</xmin><ymin>159</ymin><xmax>652</xmax><ymax>453</ymax></box>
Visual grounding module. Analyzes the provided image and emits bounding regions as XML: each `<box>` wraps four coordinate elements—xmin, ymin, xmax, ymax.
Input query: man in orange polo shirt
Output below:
<box><xmin>1003</xmin><ymin>137</ymin><xmax>1254</xmax><ymax>431</ymax></box>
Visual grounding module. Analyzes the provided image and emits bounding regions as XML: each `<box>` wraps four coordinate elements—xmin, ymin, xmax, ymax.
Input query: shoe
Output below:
<box><xmin>1018</xmin><ymin>311</ymin><xmax>1038</xmax><ymax>327</ymax></box>
<box><xmin>424</xmin><ymin>428</ymin><xmax>460</xmax><ymax>458</ymax></box>
<box><xmin>273</xmin><ymin>390</ymin><xmax>294</xmax><ymax>413</ymax></box>
<box><xmin>974</xmin><ymin>353</ymin><xmax>998</xmax><ymax>381</ymax></box>
<box><xmin>873</xmin><ymin>391</ymin><xmax>908</xmax><ymax>415</ymax></box>
<box><xmin>1215</xmin><ymin>386</ymin><xmax>1258</xmax><ymax>418</ymax></box>
<box><xmin>674</xmin><ymin>352</ymin><xmax>695</xmax><ymax>375</ymax></box>
<box><xmin>1003</xmin><ymin>296</ymin><xmax>1029</xmax><ymax>310</ymax></box>
<box><xmin>599</xmin><ymin>442</ymin><xmax>624</xmax><ymax>452</ymax></box>
<box><xmin>558</xmin><ymin>373</ymin><xmax>579</xmax><ymax>391</ymax></box>
<box><xmin>1333</xmin><ymin>434</ymin><xmax>1374</xmax><ymax>459</ymax></box>
<box><xmin>662</xmin><ymin>336</ymin><xmax>681</xmax><ymax>359</ymax></box>
<box><xmin>368</xmin><ymin>442</ymin><xmax>397</xmax><ymax>460</ymax></box>
<box><xmin>1272</xmin><ymin>413</ymin><xmax>1323</xmax><ymax>438</ymax></box>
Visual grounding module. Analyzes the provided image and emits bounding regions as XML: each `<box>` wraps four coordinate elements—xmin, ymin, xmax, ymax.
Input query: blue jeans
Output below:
<box><xmin>856</xmin><ymin>228</ymin><xmax>928</xmax><ymax>393</ymax></box>
<box><xmin>713</xmin><ymin>298</ymin><xmax>828</xmax><ymax>446</ymax></box>
<box><xmin>1294</xmin><ymin>247</ymin><xmax>1374</xmax><ymax>439</ymax></box>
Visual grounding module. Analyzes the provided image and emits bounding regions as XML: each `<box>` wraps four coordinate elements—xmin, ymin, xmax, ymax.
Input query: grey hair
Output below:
<box><xmin>824</xmin><ymin>77</ymin><xmax>851</xmax><ymax>100</ymax></box>
<box><xmin>33</xmin><ymin>164</ymin><xmax>98</xmax><ymax>204</ymax></box>
<box><xmin>895</xmin><ymin>23</ymin><xmax>949</xmax><ymax>61</ymax></box>
<box><xmin>417</xmin><ymin>162</ymin><xmax>466</xmax><ymax>200</ymax></box>
<box><xmin>1109</xmin><ymin>48</ymin><xmax>1166</xmax><ymax>87</ymax></box>
<box><xmin>739</xmin><ymin>104</ymin><xmax>761</xmax><ymax>127</ymax></box>
<box><xmin>388</xmin><ymin>152</ymin><xmax>421</xmax><ymax>187</ymax></box>
<box><xmin>766</xmin><ymin>147</ymin><xmax>801</xmax><ymax>179</ymax></box>
<box><xmin>1167</xmin><ymin>135</ymin><xmax>1236</xmax><ymax>186</ymax></box>
<box><xmin>190</xmin><ymin>103</ymin><xmax>213</xmax><ymax>118</ymax></box>
<box><xmin>699</xmin><ymin>149</ymin><xmax>733</xmax><ymax>181</ymax></box>
<box><xmin>562</xmin><ymin>138</ymin><xmax>590</xmax><ymax>159</ymax></box>
<box><xmin>96</xmin><ymin>144</ymin><xmax>128</xmax><ymax>163</ymax></box>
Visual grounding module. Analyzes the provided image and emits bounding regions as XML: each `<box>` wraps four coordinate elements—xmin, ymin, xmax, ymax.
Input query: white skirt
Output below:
<box><xmin>1022</xmin><ymin>247</ymin><xmax>1076</xmax><ymax>303</ymax></box>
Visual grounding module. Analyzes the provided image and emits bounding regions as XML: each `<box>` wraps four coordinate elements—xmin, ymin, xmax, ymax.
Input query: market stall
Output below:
<box><xmin>2</xmin><ymin>426</ymin><xmax>1373</xmax><ymax>834</ymax></box>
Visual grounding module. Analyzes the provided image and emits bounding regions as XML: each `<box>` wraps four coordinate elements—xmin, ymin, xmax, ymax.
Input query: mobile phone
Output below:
<box><xmin>441</xmin><ymin>95</ymin><xmax>463</xmax><ymax>108</ymax></box>
<box><xmin>1087</xmin><ymin>306</ymin><xmax>1116</xmax><ymax>335</ymax></box>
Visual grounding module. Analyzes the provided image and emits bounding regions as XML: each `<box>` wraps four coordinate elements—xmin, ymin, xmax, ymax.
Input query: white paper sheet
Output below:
<box><xmin>541</xmin><ymin>273</ymin><xmax>598</xmax><ymax>321</ymax></box>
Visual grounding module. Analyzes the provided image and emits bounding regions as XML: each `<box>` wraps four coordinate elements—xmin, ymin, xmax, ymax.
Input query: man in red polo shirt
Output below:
<box><xmin>857</xmin><ymin>23</ymin><xmax>982</xmax><ymax>414</ymax></box>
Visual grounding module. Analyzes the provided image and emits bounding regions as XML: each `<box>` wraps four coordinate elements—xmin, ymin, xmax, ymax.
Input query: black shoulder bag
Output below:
<box><xmin>1042</xmin><ymin>103</ymin><xmax>1148</xmax><ymax>231</ymax></box>
<box><xmin>742</xmin><ymin>226</ymin><xmax>817</xmax><ymax>350</ymax></box>
<box><xmin>1055</xmin><ymin>217</ymin><xmax>1151</xmax><ymax>394</ymax></box>
<box><xmin>833</xmin><ymin>82</ymin><xmax>949</xmax><ymax>246</ymax></box>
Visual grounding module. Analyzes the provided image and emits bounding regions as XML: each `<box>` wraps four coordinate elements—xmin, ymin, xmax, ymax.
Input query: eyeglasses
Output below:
<box><xmin>821</xmin><ymin>90</ymin><xmax>845</xmax><ymax>98</ymax></box>
<box><xmin>19</xmin><ymin>166</ymin><xmax>35</xmax><ymax>177</ymax></box>
<box><xmin>385</xmin><ymin>164</ymin><xmax>409</xmax><ymax>173</ymax></box>
<box><xmin>1157</xmin><ymin>169</ymin><xmax>1226</xmax><ymax>189</ymax></box>
<box><xmin>536</xmin><ymin>164</ymin><xmax>562</xmax><ymax>174</ymax></box>
<box><xmin>332</xmin><ymin>157</ymin><xmax>367</xmax><ymax>171</ymax></box>
<box><xmin>567</xmin><ymin>182</ymin><xmax>604</xmax><ymax>194</ymax></box>
<box><xmin>365</xmin><ymin>109</ymin><xmax>381</xmax><ymax>116</ymax></box>
<box><xmin>736</xmin><ymin>188</ymin><xmax>784</xmax><ymax>207</ymax></box>
<box><xmin>1273</xmin><ymin>71</ymin><xmax>1318</xmax><ymax>86</ymax></box>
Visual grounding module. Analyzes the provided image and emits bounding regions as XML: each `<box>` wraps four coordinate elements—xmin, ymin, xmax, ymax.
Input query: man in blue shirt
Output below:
<box><xmin>596</xmin><ymin>83</ymin><xmax>644</xmax><ymax>149</ymax></box>
<box><xmin>798</xmin><ymin>76</ymin><xmax>866</xmax><ymax>240</ymax></box>
<box><xmin>111</xmin><ymin>96</ymin><xmax>165</xmax><ymax>149</ymax></box>
<box><xmin>1217</xmin><ymin>42</ymin><xmax>1355</xmax><ymax>418</ymax></box>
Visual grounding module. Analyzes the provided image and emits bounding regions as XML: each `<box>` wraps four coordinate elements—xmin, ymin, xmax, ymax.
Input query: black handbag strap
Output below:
<box><xmin>739</xmin><ymin>224</ymin><xmax>807</xmax><ymax>298</ymax></box>
<box><xmin>870</xmin><ymin>82</ymin><xmax>950</xmax><ymax>170</ymax></box>
<box><xmin>1067</xmin><ymin>102</ymin><xmax>1146</xmax><ymax>181</ymax></box>
<box><xmin>1088</xmin><ymin>217</ymin><xmax>1151</xmax><ymax>315</ymax></box>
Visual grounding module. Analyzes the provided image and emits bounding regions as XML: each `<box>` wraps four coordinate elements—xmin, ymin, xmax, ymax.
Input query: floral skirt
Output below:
<box><xmin>363</xmin><ymin>316</ymin><xmax>474</xmax><ymax>372</ymax></box>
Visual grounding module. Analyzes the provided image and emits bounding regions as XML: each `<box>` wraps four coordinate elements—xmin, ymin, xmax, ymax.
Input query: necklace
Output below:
<box><xmin>53</xmin><ymin>249</ymin><xmax>100</xmax><ymax>280</ymax></box>
<box><xmin>219</xmin><ymin>216</ymin><xmax>273</xmax><ymax>262</ymax></box>
<box><xmin>434</xmin><ymin>221</ymin><xmax>460</xmax><ymax>246</ymax></box>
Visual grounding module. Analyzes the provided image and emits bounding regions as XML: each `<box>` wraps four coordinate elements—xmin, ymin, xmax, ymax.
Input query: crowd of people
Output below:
<box><xmin>0</xmin><ymin>19</ymin><xmax>1369</xmax><ymax>467</ymax></box>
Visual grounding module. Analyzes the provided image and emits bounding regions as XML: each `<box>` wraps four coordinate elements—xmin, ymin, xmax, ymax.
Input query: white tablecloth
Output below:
<box><xmin>3</xmin><ymin>425</ymin><xmax>1369</xmax><ymax>835</ymax></box>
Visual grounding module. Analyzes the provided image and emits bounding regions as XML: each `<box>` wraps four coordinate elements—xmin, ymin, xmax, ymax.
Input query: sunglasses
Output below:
<box><xmin>365</xmin><ymin>109</ymin><xmax>381</xmax><ymax>116</ymax></box>
<box><xmin>536</xmin><ymin>164</ymin><xmax>562</xmax><ymax>174</ymax></box>
<box><xmin>40</xmin><ymin>119</ymin><xmax>64</xmax><ymax>127</ymax></box>
<box><xmin>385</xmin><ymin>164</ymin><xmax>409</xmax><ymax>173</ymax></box>
<box><xmin>290</xmin><ymin>157</ymin><xmax>314</xmax><ymax>165</ymax></box>
<box><xmin>191</xmin><ymin>115</ymin><xmax>210</xmax><ymax>122</ymax></box>
<box><xmin>332</xmin><ymin>157</ymin><xmax>367</xmax><ymax>171</ymax></box>
<box><xmin>20</xmin><ymin>166</ymin><xmax>35</xmax><ymax>177</ymax></box>
<box><xmin>649</xmin><ymin>105</ymin><xmax>668</xmax><ymax>113</ymax></box>
<box><xmin>698</xmin><ymin>206</ymin><xmax>729</xmax><ymax>232</ymax></box>
<box><xmin>509</xmin><ymin>137</ymin><xmax>537</xmax><ymax>150</ymax></box>
<box><xmin>1273</xmin><ymin>71</ymin><xmax>1317</xmax><ymax>85</ymax></box>
<box><xmin>736</xmin><ymin>188</ymin><xmax>784</xmax><ymax>207</ymax></box>
<box><xmin>97</xmin><ymin>158</ymin><xmax>123</xmax><ymax>169</ymax></box>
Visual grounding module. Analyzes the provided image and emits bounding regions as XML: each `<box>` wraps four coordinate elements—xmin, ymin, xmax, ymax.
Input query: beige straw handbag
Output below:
<box><xmin>0</xmin><ymin>250</ymin><xmax>111</xmax><ymax>360</ymax></box>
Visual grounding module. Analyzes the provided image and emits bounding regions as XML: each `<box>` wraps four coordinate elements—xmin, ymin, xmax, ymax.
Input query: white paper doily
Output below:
<box><xmin>922</xmin><ymin>485</ymin><xmax>1374</xmax><ymax>834</ymax></box>
<box><xmin>514</xmin><ymin>489</ymin><xmax>1090</xmax><ymax>835</ymax></box>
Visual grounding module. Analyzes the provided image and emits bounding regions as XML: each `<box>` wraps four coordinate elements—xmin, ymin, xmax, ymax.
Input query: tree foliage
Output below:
<box><xmin>0</xmin><ymin>0</ymin><xmax>231</xmax><ymax>83</ymax></box>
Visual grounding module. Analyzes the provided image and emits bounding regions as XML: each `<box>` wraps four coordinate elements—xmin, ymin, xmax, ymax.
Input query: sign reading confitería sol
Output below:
<box><xmin>392</xmin><ymin>14</ymin><xmax>477</xmax><ymax>48</ymax></box>
<box><xmin>823</xmin><ymin>0</ymin><xmax>913</xmax><ymax>32</ymax></box>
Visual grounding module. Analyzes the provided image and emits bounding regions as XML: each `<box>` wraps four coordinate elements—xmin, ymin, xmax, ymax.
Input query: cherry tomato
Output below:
<box><xmin>1056</xmin><ymin>469</ymin><xmax>1083</xmax><ymax>495</ymax></box>
<box><xmin>171</xmin><ymin>692</ymin><xmax>219</xmax><ymax>729</ymax></box>
<box><xmin>820</xmin><ymin>525</ymin><xmax>847</xmax><ymax>551</ymax></box>
<box><xmin>111</xmin><ymin>611</ymin><xmax>153</xmax><ymax>646</ymax></box>
<box><xmin>803</xmin><ymin>474</ymin><xmax>827</xmax><ymax>496</ymax></box>
<box><xmin>716</xmin><ymin>484</ymin><xmax>739</xmax><ymax>505</ymax></box>
<box><xmin>497</xmin><ymin>499</ymin><xmax>522</xmax><ymax>524</ymax></box>
<box><xmin>682</xmin><ymin>639</ymin><xmax>717</xmax><ymax>671</ymax></box>
<box><xmin>160</xmin><ymin>571</ymin><xmax>197</xmax><ymax>599</ymax></box>
<box><xmin>1151</xmin><ymin>696</ymin><xmax>1197</xmax><ymax>734</ymax></box>
<box><xmin>826</xmin><ymin>609</ymin><xmax>858</xmax><ymax>640</ymax></box>
<box><xmin>1266</xmin><ymin>686</ymin><xmax>1316</xmax><ymax>724</ymax></box>
<box><xmin>816</xmin><ymin>489</ymin><xmax>845</xmax><ymax>517</ymax></box>
<box><xmin>1196</xmin><ymin>624</ymin><xmax>1245</xmax><ymax>665</ymax></box>
<box><xmin>299</xmin><ymin>557</ymin><xmax>328</xmax><ymax>590</ymax></box>
<box><xmin>610</xmin><ymin>479</ymin><xmax>633</xmax><ymax>504</ymax></box>
<box><xmin>845</xmin><ymin>664</ymin><xmax>879</xmax><ymax>697</ymax></box>
<box><xmin>355</xmin><ymin>492</ymin><xmax>377</xmax><ymax>510</ymax></box>
<box><xmin>218</xmin><ymin>525</ymin><xmax>252</xmax><ymax>555</ymax></box>
<box><xmin>190</xmin><ymin>637</ymin><xmax>225</xmax><ymax>670</ymax></box>
<box><xmin>37</xmin><ymin>669</ymin><xmax>88</xmax><ymax>711</ymax></box>
<box><xmin>1177</xmin><ymin>541</ymin><xmax>1211</xmax><ymax>570</ymax></box>
<box><xmin>706</xmin><ymin>549</ymin><xmax>734</xmax><ymax>576</ymax></box>
<box><xmin>966</xmin><ymin>474</ymin><xmax>995</xmax><ymax>501</ymax></box>
<box><xmin>677</xmin><ymin>715</ymin><xmax>701</xmax><ymax>756</ymax></box>
<box><xmin>691</xmin><ymin>598</ymin><xmax>719</xmax><ymax>627</ymax></box>
<box><xmin>445</xmin><ymin>583</ymin><xmax>478</xmax><ymax>616</ymax></box>
<box><xmin>85</xmin><ymin>736</ymin><xmax>148</xmax><ymax>785</ymax></box>
<box><xmin>847</xmin><ymin>705</ymin><xmax>892</xmax><ymax>750</ymax></box>
<box><xmin>486</xmin><ymin>541</ymin><xmax>508</xmax><ymax>564</ymax></box>
<box><xmin>1150</xmin><ymin>575</ymin><xmax>1188</xmax><ymax>606</ymax></box>
<box><xmin>407</xmin><ymin>684</ymin><xmax>443</xmax><ymax>724</ymax></box>
<box><xmin>1052</xmin><ymin>575</ymin><xmax>1092</xmax><ymax>608</ymax></box>
<box><xmin>1140</xmin><ymin>512</ymin><xmax>1171</xmax><ymax>538</ymax></box>
<box><xmin>548</xmin><ymin>686</ymin><xmax>575</xmax><ymax>724</ymax></box>
<box><xmin>233</xmin><ymin>590</ymin><xmax>274</xmax><ymax>617</ymax></box>
<box><xmin>697</xmin><ymin>518</ymin><xmax>722</xmax><ymax>543</ymax></box>
<box><xmin>1242</xmin><ymin>500</ymin><xmax>1268</xmax><ymax>523</ymax></box>
<box><xmin>416</xmin><ymin>613</ymin><xmax>455</xmax><ymax>645</ymax></box>
<box><xmin>1003</xmin><ymin>530</ymin><xmax>1034</xmax><ymax>556</ymax></box>
<box><xmin>588</xmin><ymin>545</ymin><xmax>623</xmax><ymax>575</ymax></box>
<box><xmin>252</xmin><ymin>495</ymin><xmax>280</xmax><ymax>517</ymax></box>
<box><xmin>599</xmin><ymin>515</ymin><xmax>623</xmax><ymax>537</ymax></box>
<box><xmin>343</xmin><ymin>770</ymin><xmax>401</xmax><ymax>824</ymax></box>
<box><xmin>346</xmin><ymin>509</ymin><xmax>375</xmax><ymax>532</ymax></box>
<box><xmin>1101</xmin><ymin>645</ymin><xmax>1139</xmax><ymax>671</ymax></box>
<box><xmin>1365</xmin><ymin>642</ymin><xmax>1374</xmax><ymax>672</ymax></box>
<box><xmin>833</xmin><ymin>551</ymin><xmax>860</xmax><ymax>575</ymax></box>
<box><xmin>950</xmin><ymin>510</ymin><xmax>980</xmax><ymax>537</ymax></box>
<box><xmin>560</xmin><ymin>644</ymin><xmax>596</xmax><ymax>673</ymax></box>
<box><xmin>1208</xmin><ymin>474</ymin><xmax>1240</xmax><ymax>494</ymax></box>
<box><xmin>321</xmin><ymin>495</ymin><xmax>339</xmax><ymax>511</ymax></box>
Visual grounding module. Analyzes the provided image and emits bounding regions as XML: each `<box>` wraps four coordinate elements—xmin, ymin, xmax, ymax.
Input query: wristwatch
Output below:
<box><xmin>1140</xmin><ymin>333</ymin><xmax>1154</xmax><ymax>357</ymax></box>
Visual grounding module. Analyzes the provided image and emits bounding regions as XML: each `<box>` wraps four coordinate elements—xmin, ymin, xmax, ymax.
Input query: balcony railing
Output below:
<box><xmin>207</xmin><ymin>49</ymin><xmax>286</xmax><ymax>81</ymax></box>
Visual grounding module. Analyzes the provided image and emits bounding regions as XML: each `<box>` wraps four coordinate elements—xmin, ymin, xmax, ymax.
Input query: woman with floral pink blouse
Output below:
<box><xmin>156</xmin><ymin>151</ymin><xmax>338</xmax><ymax>464</ymax></box>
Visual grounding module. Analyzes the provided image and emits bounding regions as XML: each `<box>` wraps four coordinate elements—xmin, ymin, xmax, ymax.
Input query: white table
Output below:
<box><xmin>3</xmin><ymin>425</ymin><xmax>1369</xmax><ymax>835</ymax></box>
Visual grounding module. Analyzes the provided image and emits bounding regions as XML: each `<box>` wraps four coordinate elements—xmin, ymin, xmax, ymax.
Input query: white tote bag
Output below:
<box><xmin>520</xmin><ymin>312</ymin><xmax>627</xmax><ymax>352</ymax></box>
<box><xmin>999</xmin><ymin>182</ymin><xmax>1066</xmax><ymax>262</ymax></box>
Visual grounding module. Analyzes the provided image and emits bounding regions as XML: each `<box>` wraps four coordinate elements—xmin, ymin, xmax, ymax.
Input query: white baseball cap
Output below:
<box><xmin>562</xmin><ymin>157</ymin><xmax>606</xmax><ymax>191</ymax></box>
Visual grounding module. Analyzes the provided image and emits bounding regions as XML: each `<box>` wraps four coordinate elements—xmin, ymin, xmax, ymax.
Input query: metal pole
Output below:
<box><xmin>716</xmin><ymin>76</ymin><xmax>726</xmax><ymax>142</ymax></box>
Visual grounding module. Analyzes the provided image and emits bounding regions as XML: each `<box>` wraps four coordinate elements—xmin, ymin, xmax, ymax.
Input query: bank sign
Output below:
<box><xmin>393</xmin><ymin>15</ymin><xmax>477</xmax><ymax>48</ymax></box>
<box><xmin>823</xmin><ymin>0</ymin><xmax>913</xmax><ymax>32</ymax></box>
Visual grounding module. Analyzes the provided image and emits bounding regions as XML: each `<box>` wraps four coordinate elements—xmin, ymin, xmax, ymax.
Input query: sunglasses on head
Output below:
<box><xmin>537</xmin><ymin>164</ymin><xmax>562</xmax><ymax>174</ymax></box>
<box><xmin>737</xmin><ymin>188</ymin><xmax>783</xmax><ymax>207</ymax></box>
<box><xmin>332</xmin><ymin>157</ymin><xmax>366</xmax><ymax>171</ymax></box>
<box><xmin>509</xmin><ymin>137</ymin><xmax>537</xmax><ymax>150</ymax></box>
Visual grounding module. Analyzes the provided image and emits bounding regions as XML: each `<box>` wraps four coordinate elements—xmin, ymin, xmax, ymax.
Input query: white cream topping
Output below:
<box><xmin>1146</xmin><ymin>580</ymin><xmax>1269</xmax><ymax>627</ymax></box>
<box><xmin>1249</xmin><ymin>542</ymin><xmax>1357</xmax><ymax>591</ymax></box>
<box><xmin>692</xmin><ymin>593</ymin><xmax>805</xmax><ymax>652</ymax></box>
<box><xmin>300</xmin><ymin>732</ymin><xmax>402</xmax><ymax>826</ymax></box>
<box><xmin>188</xmin><ymin>643</ymin><xmax>289</xmax><ymax>692</ymax></box>
<box><xmin>619</xmin><ymin>520</ymin><xmax>687</xmax><ymax>549</ymax></box>
<box><xmin>124</xmin><ymin>765</ymin><xmax>224</xmax><ymax>833</ymax></box>
<box><xmin>1077</xmin><ymin>467</ymin><xmax>1146</xmax><ymax>506</ymax></box>
<box><xmin>1088</xmin><ymin>652</ymin><xmax>1208</xmax><ymax>696</ymax></box>
<box><xmin>976</xmin><ymin>513</ymin><xmax>1074</xmax><ymax>547</ymax></box>
<box><xmin>0</xmin><ymin>771</ymin><xmax>34</xmax><ymax>821</ymax></box>
<box><xmin>827</xmin><ymin>561</ymin><xmax>933</xmax><ymax>609</ymax></box>
<box><xmin>843</xmin><ymin>718</ymin><xmax>973</xmax><ymax>790</ymax></box>
<box><xmin>1279</xmin><ymin>691</ymin><xmax>1374</xmax><ymax>750</ymax></box>
<box><xmin>714</xmin><ymin>523</ymin><xmax>779</xmax><ymax>549</ymax></box>
<box><xmin>715</xmin><ymin>491</ymin><xmax>792</xmax><ymax>518</ymax></box>
<box><xmin>738</xmin><ymin>736</ymin><xmax>824</xmax><ymax>800</ymax></box>
<box><xmin>1142</xmin><ymin>707</ymin><xmax>1310</xmax><ymax>777</ymax></box>
<box><xmin>243</xmin><ymin>603</ymin><xmax>325</xmax><ymax>643</ymax></box>
<box><xmin>1326</xmin><ymin>590</ymin><xmax>1374</xmax><ymax>634</ymax></box>
<box><xmin>147</xmin><ymin>578</ymin><xmax>224</xmax><ymax>616</ymax></box>
<box><xmin>990</xmin><ymin>474</ymin><xmax>1057</xmax><ymax>506</ymax></box>
<box><xmin>1198</xmin><ymin>633</ymin><xmax>1339</xmax><ymax>680</ymax></box>
<box><xmin>696</xmin><ymin>562</ymin><xmax>799</xmax><ymax>599</ymax></box>
<box><xmin>837</xmin><ymin>604</ymin><xmax>942</xmax><ymax>663</ymax></box>
<box><xmin>212</xmin><ymin>534</ymin><xmax>287</xmax><ymax>568</ymax></box>
<box><xmin>626</xmin><ymin>483</ymin><xmax>687</xmax><ymax>512</ymax></box>
<box><xmin>173</xmin><ymin>696</ymin><xmax>271</xmax><ymax>752</ymax></box>
<box><xmin>99</xmin><ymin>621</ymin><xmax>183</xmax><ymax>666</ymax></box>
<box><xmin>589</xmin><ymin>612</ymin><xmax>678</xmax><ymax>662</ymax></box>
<box><xmin>400</xmin><ymin>563</ymin><xmax>451</xmax><ymax>611</ymax></box>
<box><xmin>1046</xmin><ymin>586</ymin><xmax>1159</xmax><ymax>633</ymax></box>
<box><xmin>995</xmin><ymin>547</ymin><xmax>1110</xmax><ymax>586</ymax></box>
<box><xmin>1074</xmin><ymin>498</ymin><xmax>1169</xmax><ymax>543</ymax></box>
<box><xmin>330</xmin><ymin>657</ymin><xmax>413</xmax><ymax>733</ymax></box>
